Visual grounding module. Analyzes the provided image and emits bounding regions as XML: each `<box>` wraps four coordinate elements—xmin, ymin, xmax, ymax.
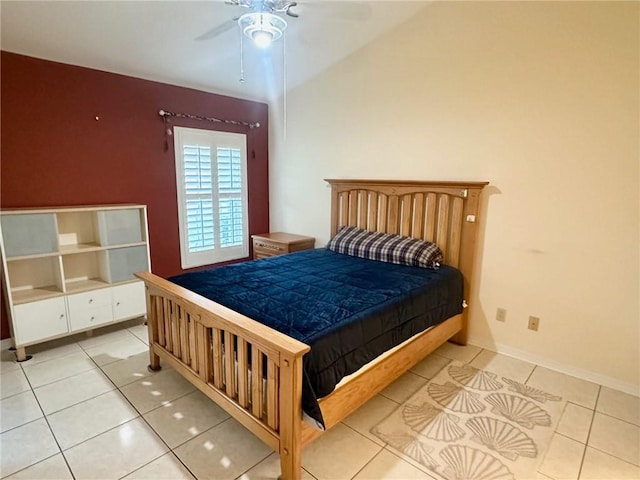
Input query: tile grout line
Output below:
<box><xmin>467</xmin><ymin>346</ymin><xmax>484</xmax><ymax>364</ymax></box>
<box><xmin>576</xmin><ymin>385</ymin><xmax>601</xmax><ymax>479</ymax></box>
<box><xmin>347</xmin><ymin>447</ymin><xmax>386</xmax><ymax>480</ymax></box>
<box><xmin>232</xmin><ymin>450</ymin><xmax>276</xmax><ymax>480</ymax></box>
<box><xmin>592</xmin><ymin>409</ymin><xmax>640</xmax><ymax>429</ymax></box>
<box><xmin>523</xmin><ymin>363</ymin><xmax>537</xmax><ymax>385</ymax></box>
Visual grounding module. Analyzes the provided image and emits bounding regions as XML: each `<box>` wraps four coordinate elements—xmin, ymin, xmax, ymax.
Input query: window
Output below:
<box><xmin>174</xmin><ymin>127</ymin><xmax>249</xmax><ymax>268</ymax></box>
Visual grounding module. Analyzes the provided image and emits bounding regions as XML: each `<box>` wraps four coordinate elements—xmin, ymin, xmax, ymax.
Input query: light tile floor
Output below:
<box><xmin>1</xmin><ymin>320</ymin><xmax>639</xmax><ymax>480</ymax></box>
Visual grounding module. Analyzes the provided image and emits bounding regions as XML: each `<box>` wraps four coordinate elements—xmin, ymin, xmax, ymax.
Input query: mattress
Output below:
<box><xmin>169</xmin><ymin>248</ymin><xmax>463</xmax><ymax>428</ymax></box>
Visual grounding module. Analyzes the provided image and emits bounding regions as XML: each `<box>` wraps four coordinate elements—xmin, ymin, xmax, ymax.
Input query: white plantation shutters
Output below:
<box><xmin>183</xmin><ymin>145</ymin><xmax>214</xmax><ymax>252</ymax></box>
<box><xmin>216</xmin><ymin>147</ymin><xmax>244</xmax><ymax>248</ymax></box>
<box><xmin>174</xmin><ymin>127</ymin><xmax>249</xmax><ymax>268</ymax></box>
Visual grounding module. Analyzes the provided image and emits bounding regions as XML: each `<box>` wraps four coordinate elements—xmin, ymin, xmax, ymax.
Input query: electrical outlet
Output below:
<box><xmin>496</xmin><ymin>308</ymin><xmax>507</xmax><ymax>322</ymax></box>
<box><xmin>528</xmin><ymin>316</ymin><xmax>540</xmax><ymax>331</ymax></box>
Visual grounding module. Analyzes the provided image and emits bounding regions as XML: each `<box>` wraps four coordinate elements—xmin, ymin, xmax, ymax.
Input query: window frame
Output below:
<box><xmin>173</xmin><ymin>126</ymin><xmax>249</xmax><ymax>269</ymax></box>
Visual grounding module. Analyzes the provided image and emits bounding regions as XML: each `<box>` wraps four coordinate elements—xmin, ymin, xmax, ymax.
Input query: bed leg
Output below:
<box><xmin>279</xmin><ymin>449</ymin><xmax>301</xmax><ymax>480</ymax></box>
<box><xmin>148</xmin><ymin>349</ymin><xmax>161</xmax><ymax>372</ymax></box>
<box><xmin>449</xmin><ymin>312</ymin><xmax>468</xmax><ymax>345</ymax></box>
<box><xmin>449</xmin><ymin>329</ymin><xmax>468</xmax><ymax>346</ymax></box>
<box><xmin>279</xmin><ymin>355</ymin><xmax>303</xmax><ymax>480</ymax></box>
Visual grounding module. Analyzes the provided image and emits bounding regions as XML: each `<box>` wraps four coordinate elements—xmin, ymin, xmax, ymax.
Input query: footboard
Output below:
<box><xmin>135</xmin><ymin>272</ymin><xmax>310</xmax><ymax>480</ymax></box>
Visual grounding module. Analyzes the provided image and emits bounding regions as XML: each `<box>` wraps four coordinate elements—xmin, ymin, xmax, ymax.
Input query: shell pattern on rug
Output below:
<box><xmin>465</xmin><ymin>416</ymin><xmax>538</xmax><ymax>461</ymax></box>
<box><xmin>485</xmin><ymin>393</ymin><xmax>552</xmax><ymax>429</ymax></box>
<box><xmin>403</xmin><ymin>403</ymin><xmax>466</xmax><ymax>441</ymax></box>
<box><xmin>371</xmin><ymin>429</ymin><xmax>439</xmax><ymax>468</ymax></box>
<box><xmin>439</xmin><ymin>445</ymin><xmax>515</xmax><ymax>480</ymax></box>
<box><xmin>502</xmin><ymin>378</ymin><xmax>563</xmax><ymax>403</ymax></box>
<box><xmin>402</xmin><ymin>402</ymin><xmax>442</xmax><ymax>431</ymax></box>
<box><xmin>428</xmin><ymin>381</ymin><xmax>486</xmax><ymax>414</ymax></box>
<box><xmin>448</xmin><ymin>364</ymin><xmax>504</xmax><ymax>391</ymax></box>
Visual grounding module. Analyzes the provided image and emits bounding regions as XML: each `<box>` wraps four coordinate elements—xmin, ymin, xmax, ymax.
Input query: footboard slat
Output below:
<box><xmin>267</xmin><ymin>358</ymin><xmax>279</xmax><ymax>430</ymax></box>
<box><xmin>196</xmin><ymin>323</ymin><xmax>210</xmax><ymax>383</ymax></box>
<box><xmin>251</xmin><ymin>348</ymin><xmax>264</xmax><ymax>418</ymax></box>
<box><xmin>163</xmin><ymin>298</ymin><xmax>173</xmax><ymax>351</ymax></box>
<box><xmin>237</xmin><ymin>339</ymin><xmax>248</xmax><ymax>408</ymax></box>
<box><xmin>154</xmin><ymin>296</ymin><xmax>165</xmax><ymax>346</ymax></box>
<box><xmin>189</xmin><ymin>314</ymin><xmax>197</xmax><ymax>371</ymax></box>
<box><xmin>171</xmin><ymin>300</ymin><xmax>181</xmax><ymax>357</ymax></box>
<box><xmin>179</xmin><ymin>306</ymin><xmax>189</xmax><ymax>364</ymax></box>
<box><xmin>224</xmin><ymin>331</ymin><xmax>235</xmax><ymax>398</ymax></box>
<box><xmin>213</xmin><ymin>328</ymin><xmax>224</xmax><ymax>389</ymax></box>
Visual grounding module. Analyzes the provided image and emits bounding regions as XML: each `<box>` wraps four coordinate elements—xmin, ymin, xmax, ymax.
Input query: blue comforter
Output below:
<box><xmin>170</xmin><ymin>248</ymin><xmax>463</xmax><ymax>428</ymax></box>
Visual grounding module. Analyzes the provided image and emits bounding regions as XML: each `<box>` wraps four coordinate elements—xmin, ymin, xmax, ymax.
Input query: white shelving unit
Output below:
<box><xmin>0</xmin><ymin>205</ymin><xmax>151</xmax><ymax>361</ymax></box>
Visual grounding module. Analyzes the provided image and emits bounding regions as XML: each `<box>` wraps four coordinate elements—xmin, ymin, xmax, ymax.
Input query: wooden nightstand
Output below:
<box><xmin>251</xmin><ymin>232</ymin><xmax>315</xmax><ymax>260</ymax></box>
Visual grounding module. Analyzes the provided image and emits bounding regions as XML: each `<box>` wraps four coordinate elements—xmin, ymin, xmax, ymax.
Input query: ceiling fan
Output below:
<box><xmin>197</xmin><ymin>0</ymin><xmax>372</xmax><ymax>48</ymax></box>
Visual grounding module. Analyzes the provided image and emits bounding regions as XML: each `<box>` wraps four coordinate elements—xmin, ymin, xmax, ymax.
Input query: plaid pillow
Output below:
<box><xmin>326</xmin><ymin>226</ymin><xmax>443</xmax><ymax>269</ymax></box>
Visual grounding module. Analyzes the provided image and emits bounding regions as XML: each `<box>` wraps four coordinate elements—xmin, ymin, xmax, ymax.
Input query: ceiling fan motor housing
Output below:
<box><xmin>238</xmin><ymin>11</ymin><xmax>287</xmax><ymax>44</ymax></box>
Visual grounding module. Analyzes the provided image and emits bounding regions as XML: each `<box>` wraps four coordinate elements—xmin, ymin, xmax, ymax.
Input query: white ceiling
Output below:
<box><xmin>1</xmin><ymin>1</ymin><xmax>428</xmax><ymax>103</ymax></box>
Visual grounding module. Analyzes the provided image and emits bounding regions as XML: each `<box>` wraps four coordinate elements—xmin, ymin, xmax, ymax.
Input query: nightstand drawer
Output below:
<box><xmin>252</xmin><ymin>232</ymin><xmax>315</xmax><ymax>260</ymax></box>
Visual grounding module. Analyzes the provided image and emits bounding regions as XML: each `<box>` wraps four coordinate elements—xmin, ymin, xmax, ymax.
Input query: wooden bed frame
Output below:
<box><xmin>136</xmin><ymin>179</ymin><xmax>488</xmax><ymax>480</ymax></box>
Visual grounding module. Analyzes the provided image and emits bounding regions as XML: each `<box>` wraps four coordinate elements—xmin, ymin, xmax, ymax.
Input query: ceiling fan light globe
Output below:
<box><xmin>253</xmin><ymin>31</ymin><xmax>273</xmax><ymax>48</ymax></box>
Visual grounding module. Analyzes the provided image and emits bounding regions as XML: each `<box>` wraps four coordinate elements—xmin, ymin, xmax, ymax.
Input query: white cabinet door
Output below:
<box><xmin>67</xmin><ymin>288</ymin><xmax>113</xmax><ymax>331</ymax></box>
<box><xmin>112</xmin><ymin>282</ymin><xmax>146</xmax><ymax>320</ymax></box>
<box><xmin>13</xmin><ymin>297</ymin><xmax>68</xmax><ymax>345</ymax></box>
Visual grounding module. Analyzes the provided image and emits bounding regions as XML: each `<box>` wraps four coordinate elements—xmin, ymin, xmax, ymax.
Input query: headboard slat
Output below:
<box><xmin>425</xmin><ymin>193</ymin><xmax>437</xmax><ymax>243</ymax></box>
<box><xmin>412</xmin><ymin>193</ymin><xmax>424</xmax><ymax>239</ymax></box>
<box><xmin>387</xmin><ymin>196</ymin><xmax>399</xmax><ymax>235</ymax></box>
<box><xmin>368</xmin><ymin>192</ymin><xmax>378</xmax><ymax>231</ymax></box>
<box><xmin>348</xmin><ymin>191</ymin><xmax>358</xmax><ymax>226</ymax></box>
<box><xmin>448</xmin><ymin>197</ymin><xmax>465</xmax><ymax>267</ymax></box>
<box><xmin>378</xmin><ymin>195</ymin><xmax>388</xmax><ymax>232</ymax></box>
<box><xmin>400</xmin><ymin>195</ymin><xmax>412</xmax><ymax>237</ymax></box>
<box><xmin>358</xmin><ymin>191</ymin><xmax>368</xmax><ymax>229</ymax></box>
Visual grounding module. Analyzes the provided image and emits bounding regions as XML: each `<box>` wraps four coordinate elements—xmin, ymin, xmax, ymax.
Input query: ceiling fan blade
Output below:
<box><xmin>301</xmin><ymin>2</ymin><xmax>372</xmax><ymax>22</ymax></box>
<box><xmin>195</xmin><ymin>19</ymin><xmax>236</xmax><ymax>41</ymax></box>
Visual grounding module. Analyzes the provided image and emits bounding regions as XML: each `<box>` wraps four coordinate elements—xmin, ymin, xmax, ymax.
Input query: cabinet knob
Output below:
<box><xmin>59</xmin><ymin>314</ymin><xmax>64</xmax><ymax>319</ymax></box>
<box><xmin>116</xmin><ymin>302</ymin><xmax>121</xmax><ymax>306</ymax></box>
<box><xmin>90</xmin><ymin>316</ymin><xmax>95</xmax><ymax>321</ymax></box>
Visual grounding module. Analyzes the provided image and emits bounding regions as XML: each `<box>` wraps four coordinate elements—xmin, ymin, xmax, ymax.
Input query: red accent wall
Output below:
<box><xmin>0</xmin><ymin>51</ymin><xmax>270</xmax><ymax>339</ymax></box>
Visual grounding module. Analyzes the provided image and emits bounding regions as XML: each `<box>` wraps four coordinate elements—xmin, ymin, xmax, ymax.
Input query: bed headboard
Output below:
<box><xmin>325</xmin><ymin>179</ymin><xmax>488</xmax><ymax>342</ymax></box>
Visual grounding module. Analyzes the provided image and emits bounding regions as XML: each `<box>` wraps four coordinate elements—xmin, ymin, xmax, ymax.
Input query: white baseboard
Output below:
<box><xmin>469</xmin><ymin>337</ymin><xmax>640</xmax><ymax>398</ymax></box>
<box><xmin>0</xmin><ymin>337</ymin><xmax>13</xmax><ymax>351</ymax></box>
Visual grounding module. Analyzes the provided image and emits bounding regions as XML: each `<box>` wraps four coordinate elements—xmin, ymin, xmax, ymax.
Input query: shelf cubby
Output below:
<box><xmin>62</xmin><ymin>251</ymin><xmax>109</xmax><ymax>294</ymax></box>
<box><xmin>57</xmin><ymin>210</ymin><xmax>100</xmax><ymax>251</ymax></box>
<box><xmin>8</xmin><ymin>256</ymin><xmax>64</xmax><ymax>304</ymax></box>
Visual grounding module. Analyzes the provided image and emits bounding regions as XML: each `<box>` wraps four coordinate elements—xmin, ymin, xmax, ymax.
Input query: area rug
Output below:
<box><xmin>371</xmin><ymin>361</ymin><xmax>565</xmax><ymax>480</ymax></box>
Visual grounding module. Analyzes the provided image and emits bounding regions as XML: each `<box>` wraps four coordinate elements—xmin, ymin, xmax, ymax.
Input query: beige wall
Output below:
<box><xmin>270</xmin><ymin>2</ymin><xmax>639</xmax><ymax>392</ymax></box>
